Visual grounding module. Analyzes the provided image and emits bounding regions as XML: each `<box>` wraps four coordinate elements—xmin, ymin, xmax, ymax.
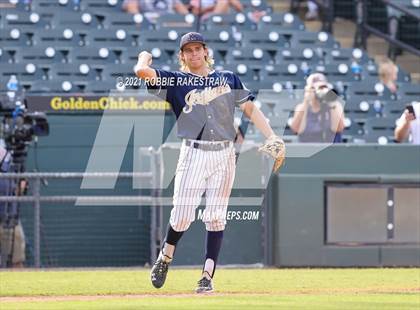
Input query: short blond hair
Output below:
<box><xmin>178</xmin><ymin>46</ymin><xmax>214</xmax><ymax>72</ymax></box>
<box><xmin>379</xmin><ymin>60</ymin><xmax>398</xmax><ymax>83</ymax></box>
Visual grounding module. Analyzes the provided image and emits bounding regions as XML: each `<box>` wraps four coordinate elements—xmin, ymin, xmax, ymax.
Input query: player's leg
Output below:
<box><xmin>197</xmin><ymin>147</ymin><xmax>236</xmax><ymax>293</ymax></box>
<box><xmin>151</xmin><ymin>145</ymin><xmax>207</xmax><ymax>288</ymax></box>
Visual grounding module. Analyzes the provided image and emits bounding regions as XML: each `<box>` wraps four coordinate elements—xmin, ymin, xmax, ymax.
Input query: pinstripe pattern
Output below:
<box><xmin>170</xmin><ymin>139</ymin><xmax>236</xmax><ymax>232</ymax></box>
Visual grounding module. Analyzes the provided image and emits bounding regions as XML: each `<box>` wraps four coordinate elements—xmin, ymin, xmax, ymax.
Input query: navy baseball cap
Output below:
<box><xmin>180</xmin><ymin>32</ymin><xmax>206</xmax><ymax>50</ymax></box>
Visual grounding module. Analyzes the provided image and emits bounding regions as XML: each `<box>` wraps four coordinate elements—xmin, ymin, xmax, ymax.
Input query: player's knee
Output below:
<box><xmin>205</xmin><ymin>220</ymin><xmax>226</xmax><ymax>231</ymax></box>
<box><xmin>170</xmin><ymin>219</ymin><xmax>193</xmax><ymax>232</ymax></box>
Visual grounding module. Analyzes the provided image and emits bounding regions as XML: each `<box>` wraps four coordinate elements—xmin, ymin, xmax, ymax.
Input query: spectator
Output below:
<box><xmin>122</xmin><ymin>0</ymin><xmax>189</xmax><ymax>16</ymax></box>
<box><xmin>290</xmin><ymin>73</ymin><xmax>345</xmax><ymax>143</ymax></box>
<box><xmin>305</xmin><ymin>1</ymin><xmax>319</xmax><ymax>20</ymax></box>
<box><xmin>0</xmin><ymin>142</ymin><xmax>26</xmax><ymax>268</ymax></box>
<box><xmin>394</xmin><ymin>102</ymin><xmax>420</xmax><ymax>144</ymax></box>
<box><xmin>379</xmin><ymin>60</ymin><xmax>399</xmax><ymax>94</ymax></box>
<box><xmin>190</xmin><ymin>0</ymin><xmax>243</xmax><ymax>19</ymax></box>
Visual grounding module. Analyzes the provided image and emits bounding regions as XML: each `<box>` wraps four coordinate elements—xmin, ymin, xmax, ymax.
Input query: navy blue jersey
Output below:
<box><xmin>147</xmin><ymin>69</ymin><xmax>255</xmax><ymax>141</ymax></box>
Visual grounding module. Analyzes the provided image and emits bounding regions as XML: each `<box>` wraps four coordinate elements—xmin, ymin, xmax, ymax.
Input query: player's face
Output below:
<box><xmin>181</xmin><ymin>43</ymin><xmax>208</xmax><ymax>69</ymax></box>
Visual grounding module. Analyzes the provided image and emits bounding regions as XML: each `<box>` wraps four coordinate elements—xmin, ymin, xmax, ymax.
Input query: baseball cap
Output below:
<box><xmin>179</xmin><ymin>32</ymin><xmax>206</xmax><ymax>50</ymax></box>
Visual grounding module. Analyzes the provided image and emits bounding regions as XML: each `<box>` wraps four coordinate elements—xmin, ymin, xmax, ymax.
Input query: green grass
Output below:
<box><xmin>1</xmin><ymin>268</ymin><xmax>419</xmax><ymax>309</ymax></box>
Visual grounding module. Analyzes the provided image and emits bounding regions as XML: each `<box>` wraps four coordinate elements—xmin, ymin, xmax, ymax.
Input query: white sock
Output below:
<box><xmin>159</xmin><ymin>243</ymin><xmax>175</xmax><ymax>263</ymax></box>
<box><xmin>203</xmin><ymin>258</ymin><xmax>215</xmax><ymax>280</ymax></box>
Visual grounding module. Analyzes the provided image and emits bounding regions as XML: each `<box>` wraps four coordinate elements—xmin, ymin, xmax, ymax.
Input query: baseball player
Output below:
<box><xmin>134</xmin><ymin>32</ymin><xmax>285</xmax><ymax>293</ymax></box>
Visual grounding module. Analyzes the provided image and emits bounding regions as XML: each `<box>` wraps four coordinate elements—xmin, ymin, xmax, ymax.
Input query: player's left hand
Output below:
<box><xmin>258</xmin><ymin>135</ymin><xmax>286</xmax><ymax>172</ymax></box>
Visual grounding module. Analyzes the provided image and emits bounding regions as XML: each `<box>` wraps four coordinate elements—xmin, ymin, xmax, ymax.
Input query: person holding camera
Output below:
<box><xmin>290</xmin><ymin>73</ymin><xmax>345</xmax><ymax>143</ymax></box>
<box><xmin>394</xmin><ymin>102</ymin><xmax>419</xmax><ymax>144</ymax></box>
<box><xmin>0</xmin><ymin>141</ymin><xmax>26</xmax><ymax>268</ymax></box>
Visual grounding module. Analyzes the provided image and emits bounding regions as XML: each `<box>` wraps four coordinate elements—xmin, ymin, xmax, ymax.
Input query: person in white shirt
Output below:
<box><xmin>394</xmin><ymin>102</ymin><xmax>420</xmax><ymax>144</ymax></box>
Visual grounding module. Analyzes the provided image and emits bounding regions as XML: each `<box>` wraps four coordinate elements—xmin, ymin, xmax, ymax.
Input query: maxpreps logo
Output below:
<box><xmin>50</xmin><ymin>96</ymin><xmax>171</xmax><ymax>111</ymax></box>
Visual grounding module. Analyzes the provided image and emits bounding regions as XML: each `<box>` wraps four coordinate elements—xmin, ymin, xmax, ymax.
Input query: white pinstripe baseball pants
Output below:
<box><xmin>170</xmin><ymin>139</ymin><xmax>236</xmax><ymax>232</ymax></box>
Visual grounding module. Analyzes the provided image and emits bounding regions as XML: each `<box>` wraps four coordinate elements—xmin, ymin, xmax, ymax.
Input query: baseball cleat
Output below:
<box><xmin>195</xmin><ymin>277</ymin><xmax>213</xmax><ymax>293</ymax></box>
<box><xmin>150</xmin><ymin>257</ymin><xmax>170</xmax><ymax>288</ymax></box>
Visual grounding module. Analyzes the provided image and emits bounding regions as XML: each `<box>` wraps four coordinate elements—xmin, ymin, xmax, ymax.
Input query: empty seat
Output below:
<box><xmin>290</xmin><ymin>31</ymin><xmax>339</xmax><ymax>48</ymax></box>
<box><xmin>0</xmin><ymin>63</ymin><xmax>46</xmax><ymax>81</ymax></box>
<box><xmin>204</xmin><ymin>13</ymin><xmax>257</xmax><ymax>31</ymax></box>
<box><xmin>70</xmin><ymin>47</ymin><xmax>122</xmax><ymax>65</ymax></box>
<box><xmin>86</xmin><ymin>28</ymin><xmax>136</xmax><ymax>47</ymax></box>
<box><xmin>225</xmin><ymin>48</ymin><xmax>273</xmax><ymax>69</ymax></box>
<box><xmin>240</xmin><ymin>29</ymin><xmax>288</xmax><ymax>52</ymax></box>
<box><xmin>101</xmin><ymin>12</ymin><xmax>154</xmax><ymax>30</ymax></box>
<box><xmin>48</xmin><ymin>63</ymin><xmax>100</xmax><ymax>82</ymax></box>
<box><xmin>154</xmin><ymin>13</ymin><xmax>197</xmax><ymax>30</ymax></box>
<box><xmin>363</xmin><ymin>117</ymin><xmax>397</xmax><ymax>144</ymax></box>
<box><xmin>49</xmin><ymin>11</ymin><xmax>101</xmax><ymax>30</ymax></box>
<box><xmin>275</xmin><ymin>47</ymin><xmax>323</xmax><ymax>65</ymax></box>
<box><xmin>32</xmin><ymin>27</ymin><xmax>87</xmax><ymax>47</ymax></box>
<box><xmin>258</xmin><ymin>12</ymin><xmax>305</xmax><ymax>31</ymax></box>
<box><xmin>324</xmin><ymin>48</ymin><xmax>371</xmax><ymax>65</ymax></box>
<box><xmin>0</xmin><ymin>27</ymin><xmax>32</xmax><ymax>46</ymax></box>
<box><xmin>260</xmin><ymin>64</ymin><xmax>305</xmax><ymax>82</ymax></box>
<box><xmin>14</xmin><ymin>46</ymin><xmax>70</xmax><ymax>64</ymax></box>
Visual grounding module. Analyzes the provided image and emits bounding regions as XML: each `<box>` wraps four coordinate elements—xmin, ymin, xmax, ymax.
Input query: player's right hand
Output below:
<box><xmin>404</xmin><ymin>109</ymin><xmax>416</xmax><ymax>122</ymax></box>
<box><xmin>138</xmin><ymin>51</ymin><xmax>152</xmax><ymax>66</ymax></box>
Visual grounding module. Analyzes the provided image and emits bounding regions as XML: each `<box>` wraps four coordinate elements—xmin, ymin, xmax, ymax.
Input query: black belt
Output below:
<box><xmin>185</xmin><ymin>140</ymin><xmax>231</xmax><ymax>151</ymax></box>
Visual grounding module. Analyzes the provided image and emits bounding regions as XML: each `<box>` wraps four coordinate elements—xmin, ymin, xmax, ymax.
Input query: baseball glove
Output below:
<box><xmin>258</xmin><ymin>135</ymin><xmax>286</xmax><ymax>172</ymax></box>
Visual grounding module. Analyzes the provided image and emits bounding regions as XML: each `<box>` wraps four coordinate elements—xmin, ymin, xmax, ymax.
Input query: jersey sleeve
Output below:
<box><xmin>232</xmin><ymin>73</ymin><xmax>255</xmax><ymax>106</ymax></box>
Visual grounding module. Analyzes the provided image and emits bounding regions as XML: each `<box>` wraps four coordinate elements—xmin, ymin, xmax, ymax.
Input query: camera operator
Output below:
<box><xmin>290</xmin><ymin>73</ymin><xmax>345</xmax><ymax>143</ymax></box>
<box><xmin>0</xmin><ymin>140</ymin><xmax>26</xmax><ymax>268</ymax></box>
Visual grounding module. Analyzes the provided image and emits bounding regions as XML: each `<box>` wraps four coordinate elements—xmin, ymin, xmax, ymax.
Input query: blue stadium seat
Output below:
<box><xmin>0</xmin><ymin>63</ymin><xmax>46</xmax><ymax>81</ymax></box>
<box><xmin>324</xmin><ymin>48</ymin><xmax>372</xmax><ymax>65</ymax></box>
<box><xmin>204</xmin><ymin>13</ymin><xmax>257</xmax><ymax>31</ymax></box>
<box><xmin>49</xmin><ymin>11</ymin><xmax>101</xmax><ymax>30</ymax></box>
<box><xmin>0</xmin><ymin>47</ymin><xmax>14</xmax><ymax>63</ymax></box>
<box><xmin>290</xmin><ymin>31</ymin><xmax>339</xmax><ymax>48</ymax></box>
<box><xmin>240</xmin><ymin>29</ymin><xmax>288</xmax><ymax>52</ymax></box>
<box><xmin>0</xmin><ymin>27</ymin><xmax>32</xmax><ymax>46</ymax></box>
<box><xmin>101</xmin><ymin>12</ymin><xmax>154</xmax><ymax>30</ymax></box>
<box><xmin>363</xmin><ymin>117</ymin><xmax>397</xmax><ymax>144</ymax></box>
<box><xmin>48</xmin><ymin>63</ymin><xmax>100</xmax><ymax>82</ymax></box>
<box><xmin>275</xmin><ymin>47</ymin><xmax>323</xmax><ymax>65</ymax></box>
<box><xmin>260</xmin><ymin>64</ymin><xmax>305</xmax><ymax>82</ymax></box>
<box><xmin>32</xmin><ymin>27</ymin><xmax>87</xmax><ymax>47</ymax></box>
<box><xmin>154</xmin><ymin>13</ymin><xmax>197</xmax><ymax>30</ymax></box>
<box><xmin>86</xmin><ymin>28</ymin><xmax>136</xmax><ymax>47</ymax></box>
<box><xmin>225</xmin><ymin>48</ymin><xmax>273</xmax><ymax>69</ymax></box>
<box><xmin>257</xmin><ymin>12</ymin><xmax>305</xmax><ymax>31</ymax></box>
<box><xmin>14</xmin><ymin>46</ymin><xmax>70</xmax><ymax>64</ymax></box>
<box><xmin>1</xmin><ymin>11</ymin><xmax>48</xmax><ymax>29</ymax></box>
<box><xmin>69</xmin><ymin>47</ymin><xmax>122</xmax><ymax>65</ymax></box>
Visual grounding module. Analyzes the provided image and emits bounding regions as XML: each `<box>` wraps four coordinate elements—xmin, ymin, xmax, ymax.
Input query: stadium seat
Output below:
<box><xmin>257</xmin><ymin>12</ymin><xmax>305</xmax><ymax>31</ymax></box>
<box><xmin>290</xmin><ymin>31</ymin><xmax>339</xmax><ymax>49</ymax></box>
<box><xmin>225</xmin><ymin>48</ymin><xmax>273</xmax><ymax>69</ymax></box>
<box><xmin>239</xmin><ymin>30</ymin><xmax>288</xmax><ymax>52</ymax></box>
<box><xmin>154</xmin><ymin>13</ymin><xmax>197</xmax><ymax>30</ymax></box>
<box><xmin>80</xmin><ymin>0</ymin><xmax>124</xmax><ymax>12</ymax></box>
<box><xmin>260</xmin><ymin>64</ymin><xmax>305</xmax><ymax>82</ymax></box>
<box><xmin>0</xmin><ymin>47</ymin><xmax>14</xmax><ymax>63</ymax></box>
<box><xmin>32</xmin><ymin>27</ymin><xmax>87</xmax><ymax>47</ymax></box>
<box><xmin>86</xmin><ymin>28</ymin><xmax>136</xmax><ymax>47</ymax></box>
<box><xmin>101</xmin><ymin>12</ymin><xmax>154</xmax><ymax>31</ymax></box>
<box><xmin>0</xmin><ymin>27</ymin><xmax>32</xmax><ymax>46</ymax></box>
<box><xmin>218</xmin><ymin>64</ymin><xmax>257</xmax><ymax>83</ymax></box>
<box><xmin>324</xmin><ymin>48</ymin><xmax>372</xmax><ymax>65</ymax></box>
<box><xmin>49</xmin><ymin>11</ymin><xmax>101</xmax><ymax>30</ymax></box>
<box><xmin>204</xmin><ymin>13</ymin><xmax>257</xmax><ymax>31</ymax></box>
<box><xmin>1</xmin><ymin>11</ymin><xmax>48</xmax><ymax>29</ymax></box>
<box><xmin>0</xmin><ymin>63</ymin><xmax>46</xmax><ymax>81</ymax></box>
<box><xmin>363</xmin><ymin>117</ymin><xmax>397</xmax><ymax>144</ymax></box>
<box><xmin>274</xmin><ymin>47</ymin><xmax>323</xmax><ymax>65</ymax></box>
<box><xmin>27</xmin><ymin>80</ymin><xmax>79</xmax><ymax>93</ymax></box>
<box><xmin>48</xmin><ymin>64</ymin><xmax>100</xmax><ymax>82</ymax></box>
<box><xmin>14</xmin><ymin>46</ymin><xmax>70</xmax><ymax>64</ymax></box>
<box><xmin>69</xmin><ymin>47</ymin><xmax>122</xmax><ymax>65</ymax></box>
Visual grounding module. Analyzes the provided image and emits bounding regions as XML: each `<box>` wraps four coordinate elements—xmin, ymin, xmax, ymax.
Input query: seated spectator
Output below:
<box><xmin>394</xmin><ymin>101</ymin><xmax>419</xmax><ymax>144</ymax></box>
<box><xmin>289</xmin><ymin>73</ymin><xmax>345</xmax><ymax>143</ymax></box>
<box><xmin>190</xmin><ymin>0</ymin><xmax>243</xmax><ymax>19</ymax></box>
<box><xmin>305</xmin><ymin>1</ymin><xmax>319</xmax><ymax>21</ymax></box>
<box><xmin>379</xmin><ymin>60</ymin><xmax>398</xmax><ymax>94</ymax></box>
<box><xmin>123</xmin><ymin>0</ymin><xmax>189</xmax><ymax>17</ymax></box>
